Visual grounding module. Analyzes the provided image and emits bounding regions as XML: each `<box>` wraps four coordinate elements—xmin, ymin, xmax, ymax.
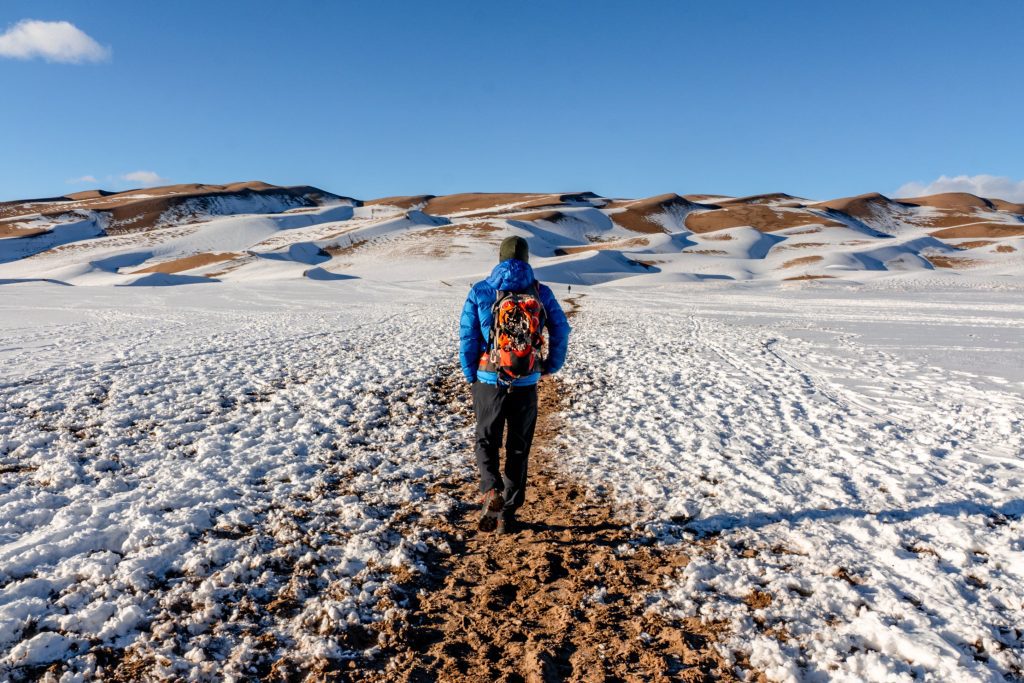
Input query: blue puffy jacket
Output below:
<box><xmin>459</xmin><ymin>259</ymin><xmax>571</xmax><ymax>386</ymax></box>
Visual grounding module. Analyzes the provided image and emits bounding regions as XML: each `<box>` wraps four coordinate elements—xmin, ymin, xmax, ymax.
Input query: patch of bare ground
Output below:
<box><xmin>554</xmin><ymin>237</ymin><xmax>650</xmax><ymax>256</ymax></box>
<box><xmin>365</xmin><ymin>297</ymin><xmax>738</xmax><ymax>683</ymax></box>
<box><xmin>423</xmin><ymin>193</ymin><xmax>602</xmax><ymax>217</ymax></box>
<box><xmin>685</xmin><ymin>249</ymin><xmax>728</xmax><ymax>256</ymax></box>
<box><xmin>995</xmin><ymin>244</ymin><xmax>1017</xmax><ymax>253</ymax></box>
<box><xmin>131</xmin><ymin>251</ymin><xmax>241</xmax><ymax>274</ymax></box>
<box><xmin>780</xmin><ymin>255</ymin><xmax>823</xmax><ymax>269</ymax></box>
<box><xmin>930</xmin><ymin>224</ymin><xmax>1024</xmax><ymax>239</ymax></box>
<box><xmin>0</xmin><ymin>222</ymin><xmax>51</xmax><ymax>238</ymax></box>
<box><xmin>924</xmin><ymin>254</ymin><xmax>981</xmax><ymax>269</ymax></box>
<box><xmin>776</xmin><ymin>242</ymin><xmax>827</xmax><ymax>250</ymax></box>
<box><xmin>783</xmin><ymin>274</ymin><xmax>835</xmax><ymax>281</ymax></box>
<box><xmin>686</xmin><ymin>206</ymin><xmax>843</xmax><ymax>234</ymax></box>
<box><xmin>953</xmin><ymin>240</ymin><xmax>996</xmax><ymax>250</ymax></box>
<box><xmin>365</xmin><ymin>195</ymin><xmax>436</xmax><ymax>210</ymax></box>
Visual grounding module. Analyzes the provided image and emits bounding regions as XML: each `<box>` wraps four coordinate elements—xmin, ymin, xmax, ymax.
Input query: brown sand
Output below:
<box><xmin>132</xmin><ymin>252</ymin><xmax>241</xmax><ymax>274</ymax></box>
<box><xmin>423</xmin><ymin>193</ymin><xmax>602</xmax><ymax>217</ymax></box>
<box><xmin>991</xmin><ymin>199</ymin><xmax>1024</xmax><ymax>213</ymax></box>
<box><xmin>776</xmin><ymin>242</ymin><xmax>828</xmax><ymax>250</ymax></box>
<box><xmin>605</xmin><ymin>194</ymin><xmax>703</xmax><ymax>234</ymax></box>
<box><xmin>781</xmin><ymin>256</ymin><xmax>824</xmax><ymax>269</ymax></box>
<box><xmin>896</xmin><ymin>192</ymin><xmax>995</xmax><ymax>211</ymax></box>
<box><xmin>924</xmin><ymin>255</ymin><xmax>981</xmax><ymax>269</ymax></box>
<box><xmin>0</xmin><ymin>222</ymin><xmax>51</xmax><ymax>238</ymax></box>
<box><xmin>686</xmin><ymin>206</ymin><xmax>842</xmax><ymax>234</ymax></box>
<box><xmin>953</xmin><ymin>241</ymin><xmax>997</xmax><ymax>250</ymax></box>
<box><xmin>995</xmin><ymin>244</ymin><xmax>1017</xmax><ymax>253</ymax></box>
<box><xmin>714</xmin><ymin>193</ymin><xmax>804</xmax><ymax>207</ymax></box>
<box><xmin>554</xmin><ymin>237</ymin><xmax>651</xmax><ymax>255</ymax></box>
<box><xmin>812</xmin><ymin>192</ymin><xmax>904</xmax><ymax>219</ymax></box>
<box><xmin>365</xmin><ymin>195</ymin><xmax>437</xmax><ymax>210</ymax></box>
<box><xmin>929</xmin><ymin>224</ymin><xmax>1024</xmax><ymax>239</ymax></box>
<box><xmin>783</xmin><ymin>274</ymin><xmax>835</xmax><ymax>281</ymax></box>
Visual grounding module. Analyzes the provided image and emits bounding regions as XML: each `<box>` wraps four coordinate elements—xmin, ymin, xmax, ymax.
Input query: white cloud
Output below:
<box><xmin>0</xmin><ymin>19</ymin><xmax>110</xmax><ymax>63</ymax></box>
<box><xmin>895</xmin><ymin>174</ymin><xmax>1024</xmax><ymax>203</ymax></box>
<box><xmin>66</xmin><ymin>175</ymin><xmax>99</xmax><ymax>185</ymax></box>
<box><xmin>121</xmin><ymin>170</ymin><xmax>168</xmax><ymax>187</ymax></box>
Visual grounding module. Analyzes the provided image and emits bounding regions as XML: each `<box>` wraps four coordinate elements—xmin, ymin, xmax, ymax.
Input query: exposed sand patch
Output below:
<box><xmin>605</xmin><ymin>193</ymin><xmax>702</xmax><ymax>234</ymax></box>
<box><xmin>896</xmin><ymin>192</ymin><xmax>995</xmax><ymax>211</ymax></box>
<box><xmin>777</xmin><ymin>242</ymin><xmax>828</xmax><ymax>250</ymax></box>
<box><xmin>364</xmin><ymin>195</ymin><xmax>436</xmax><ymax>210</ymax></box>
<box><xmin>812</xmin><ymin>192</ymin><xmax>907</xmax><ymax>219</ymax></box>
<box><xmin>781</xmin><ymin>255</ymin><xmax>824</xmax><ymax>269</ymax></box>
<box><xmin>991</xmin><ymin>199</ymin><xmax>1024</xmax><ymax>213</ymax></box>
<box><xmin>132</xmin><ymin>252</ymin><xmax>241</xmax><ymax>274</ymax></box>
<box><xmin>995</xmin><ymin>244</ymin><xmax>1017</xmax><ymax>253</ymax></box>
<box><xmin>686</xmin><ymin>249</ymin><xmax>729</xmax><ymax>256</ymax></box>
<box><xmin>714</xmin><ymin>193</ymin><xmax>805</xmax><ymax>206</ymax></box>
<box><xmin>924</xmin><ymin>255</ymin><xmax>981</xmax><ymax>269</ymax></box>
<box><xmin>953</xmin><ymin>240</ymin><xmax>997</xmax><ymax>250</ymax></box>
<box><xmin>554</xmin><ymin>237</ymin><xmax>650</xmax><ymax>255</ymax></box>
<box><xmin>930</xmin><ymin>224</ymin><xmax>1024</xmax><ymax>239</ymax></box>
<box><xmin>423</xmin><ymin>193</ymin><xmax>601</xmax><ymax>217</ymax></box>
<box><xmin>687</xmin><ymin>206</ymin><xmax>842</xmax><ymax>234</ymax></box>
<box><xmin>0</xmin><ymin>223</ymin><xmax>51</xmax><ymax>238</ymax></box>
<box><xmin>783</xmin><ymin>274</ymin><xmax>835</xmax><ymax>281</ymax></box>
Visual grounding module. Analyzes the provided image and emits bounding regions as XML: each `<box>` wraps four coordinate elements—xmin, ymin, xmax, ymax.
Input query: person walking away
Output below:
<box><xmin>458</xmin><ymin>236</ymin><xmax>571</xmax><ymax>534</ymax></box>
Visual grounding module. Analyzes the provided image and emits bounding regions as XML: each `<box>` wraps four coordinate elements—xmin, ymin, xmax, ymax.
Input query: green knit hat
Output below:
<box><xmin>499</xmin><ymin>236</ymin><xmax>529</xmax><ymax>263</ymax></box>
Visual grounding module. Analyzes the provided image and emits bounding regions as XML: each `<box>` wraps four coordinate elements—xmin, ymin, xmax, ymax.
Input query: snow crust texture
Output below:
<box><xmin>0</xmin><ymin>286</ymin><xmax>472</xmax><ymax>680</ymax></box>
<box><xmin>558</xmin><ymin>288</ymin><xmax>1024</xmax><ymax>682</ymax></box>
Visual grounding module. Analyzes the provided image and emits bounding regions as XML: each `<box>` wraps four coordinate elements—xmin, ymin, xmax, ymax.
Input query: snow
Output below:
<box><xmin>556</xmin><ymin>284</ymin><xmax>1024</xmax><ymax>681</ymax></box>
<box><xmin>1</xmin><ymin>269</ymin><xmax>1023</xmax><ymax>679</ymax></box>
<box><xmin>0</xmin><ymin>282</ymin><xmax>475</xmax><ymax>678</ymax></box>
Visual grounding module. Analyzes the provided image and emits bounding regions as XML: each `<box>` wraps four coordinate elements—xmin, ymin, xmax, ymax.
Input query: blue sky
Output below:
<box><xmin>2</xmin><ymin>0</ymin><xmax>1023</xmax><ymax>202</ymax></box>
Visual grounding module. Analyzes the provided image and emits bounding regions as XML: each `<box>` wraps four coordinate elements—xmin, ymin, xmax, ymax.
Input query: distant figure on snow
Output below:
<box><xmin>458</xmin><ymin>237</ymin><xmax>571</xmax><ymax>534</ymax></box>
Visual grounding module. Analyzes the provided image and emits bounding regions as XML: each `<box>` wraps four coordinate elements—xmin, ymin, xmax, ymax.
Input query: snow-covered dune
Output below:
<box><xmin>1</xmin><ymin>182</ymin><xmax>1021</xmax><ymax>287</ymax></box>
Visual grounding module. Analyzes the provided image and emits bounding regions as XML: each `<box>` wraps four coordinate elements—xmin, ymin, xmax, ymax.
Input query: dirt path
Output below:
<box><xmin>364</xmin><ymin>297</ymin><xmax>738</xmax><ymax>682</ymax></box>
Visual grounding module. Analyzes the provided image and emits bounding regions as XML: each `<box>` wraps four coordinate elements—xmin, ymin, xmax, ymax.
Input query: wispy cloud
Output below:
<box><xmin>66</xmin><ymin>174</ymin><xmax>99</xmax><ymax>185</ymax></box>
<box><xmin>896</xmin><ymin>174</ymin><xmax>1024</xmax><ymax>203</ymax></box>
<box><xmin>0</xmin><ymin>19</ymin><xmax>110</xmax><ymax>63</ymax></box>
<box><xmin>121</xmin><ymin>170</ymin><xmax>168</xmax><ymax>187</ymax></box>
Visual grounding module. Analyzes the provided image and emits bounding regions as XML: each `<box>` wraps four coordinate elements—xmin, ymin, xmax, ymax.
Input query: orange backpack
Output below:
<box><xmin>480</xmin><ymin>283</ymin><xmax>547</xmax><ymax>385</ymax></box>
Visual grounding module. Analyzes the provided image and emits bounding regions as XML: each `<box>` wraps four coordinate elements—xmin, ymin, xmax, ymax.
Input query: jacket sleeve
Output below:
<box><xmin>539</xmin><ymin>285</ymin><xmax>571</xmax><ymax>374</ymax></box>
<box><xmin>459</xmin><ymin>287</ymin><xmax>482</xmax><ymax>383</ymax></box>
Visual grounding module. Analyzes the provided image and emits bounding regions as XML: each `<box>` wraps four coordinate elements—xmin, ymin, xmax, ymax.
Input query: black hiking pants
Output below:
<box><xmin>471</xmin><ymin>381</ymin><xmax>538</xmax><ymax>515</ymax></box>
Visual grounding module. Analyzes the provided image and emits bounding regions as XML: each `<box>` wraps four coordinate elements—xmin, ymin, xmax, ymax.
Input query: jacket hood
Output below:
<box><xmin>486</xmin><ymin>258</ymin><xmax>536</xmax><ymax>291</ymax></box>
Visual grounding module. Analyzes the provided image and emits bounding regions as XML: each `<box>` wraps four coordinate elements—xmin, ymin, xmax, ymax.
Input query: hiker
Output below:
<box><xmin>459</xmin><ymin>236</ymin><xmax>571</xmax><ymax>534</ymax></box>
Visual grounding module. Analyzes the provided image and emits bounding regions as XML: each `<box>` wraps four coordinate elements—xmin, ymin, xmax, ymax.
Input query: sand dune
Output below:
<box><xmin>364</xmin><ymin>195</ymin><xmax>436</xmax><ymax>210</ymax></box>
<box><xmin>2</xmin><ymin>182</ymin><xmax>1022</xmax><ymax>285</ymax></box>
<box><xmin>895</xmin><ymin>192</ymin><xmax>996</xmax><ymax>211</ymax></box>
<box><xmin>686</xmin><ymin>205</ymin><xmax>844</xmax><ymax>234</ymax></box>
<box><xmin>813</xmin><ymin>192</ymin><xmax>909</xmax><ymax>219</ymax></box>
<box><xmin>715</xmin><ymin>192</ymin><xmax>806</xmax><ymax>207</ymax></box>
<box><xmin>606</xmin><ymin>193</ymin><xmax>705</xmax><ymax>233</ymax></box>
<box><xmin>132</xmin><ymin>252</ymin><xmax>242</xmax><ymax>275</ymax></box>
<box><xmin>422</xmin><ymin>192</ymin><xmax>603</xmax><ymax>217</ymax></box>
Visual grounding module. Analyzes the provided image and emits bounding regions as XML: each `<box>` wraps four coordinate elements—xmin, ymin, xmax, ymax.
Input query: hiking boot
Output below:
<box><xmin>478</xmin><ymin>489</ymin><xmax>504</xmax><ymax>532</ymax></box>
<box><xmin>496</xmin><ymin>514</ymin><xmax>517</xmax><ymax>536</ymax></box>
